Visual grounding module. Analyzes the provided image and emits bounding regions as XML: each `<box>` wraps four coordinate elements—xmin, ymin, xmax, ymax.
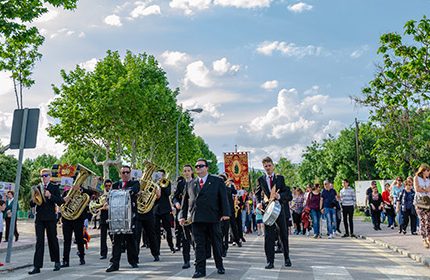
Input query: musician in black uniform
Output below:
<box><xmin>60</xmin><ymin>182</ymin><xmax>92</xmax><ymax>267</ymax></box>
<box><xmin>99</xmin><ymin>179</ymin><xmax>112</xmax><ymax>260</ymax></box>
<box><xmin>179</xmin><ymin>158</ymin><xmax>230</xmax><ymax>279</ymax></box>
<box><xmin>28</xmin><ymin>168</ymin><xmax>63</xmax><ymax>275</ymax></box>
<box><xmin>173</xmin><ymin>176</ymin><xmax>186</xmax><ymax>251</ymax></box>
<box><xmin>176</xmin><ymin>164</ymin><xmax>195</xmax><ymax>269</ymax></box>
<box><xmin>106</xmin><ymin>165</ymin><xmax>140</xmax><ymax>272</ymax></box>
<box><xmin>134</xmin><ymin>177</ymin><xmax>161</xmax><ymax>262</ymax></box>
<box><xmin>218</xmin><ymin>174</ymin><xmax>241</xmax><ymax>257</ymax></box>
<box><xmin>154</xmin><ymin>169</ymin><xmax>175</xmax><ymax>253</ymax></box>
<box><xmin>256</xmin><ymin>156</ymin><xmax>292</xmax><ymax>269</ymax></box>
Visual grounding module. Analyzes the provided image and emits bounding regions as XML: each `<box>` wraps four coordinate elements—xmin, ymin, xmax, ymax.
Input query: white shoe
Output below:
<box><xmin>328</xmin><ymin>234</ymin><xmax>333</xmax><ymax>239</ymax></box>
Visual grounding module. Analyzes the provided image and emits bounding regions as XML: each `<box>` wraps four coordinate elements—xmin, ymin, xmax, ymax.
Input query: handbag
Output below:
<box><xmin>414</xmin><ymin>193</ymin><xmax>430</xmax><ymax>210</ymax></box>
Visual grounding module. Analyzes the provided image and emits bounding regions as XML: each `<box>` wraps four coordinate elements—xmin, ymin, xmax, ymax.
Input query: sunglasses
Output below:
<box><xmin>195</xmin><ymin>164</ymin><xmax>206</xmax><ymax>168</ymax></box>
<box><xmin>122</xmin><ymin>171</ymin><xmax>130</xmax><ymax>174</ymax></box>
<box><xmin>40</xmin><ymin>174</ymin><xmax>50</xmax><ymax>178</ymax></box>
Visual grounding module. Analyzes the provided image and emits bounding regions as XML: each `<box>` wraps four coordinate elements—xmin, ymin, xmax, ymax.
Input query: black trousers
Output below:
<box><xmin>110</xmin><ymin>233</ymin><xmax>138</xmax><ymax>267</ymax></box>
<box><xmin>192</xmin><ymin>222</ymin><xmax>223</xmax><ymax>274</ymax></box>
<box><xmin>182</xmin><ymin>225</ymin><xmax>193</xmax><ymax>263</ymax></box>
<box><xmin>33</xmin><ymin>220</ymin><xmax>60</xmax><ymax>268</ymax></box>
<box><xmin>100</xmin><ymin>223</ymin><xmax>112</xmax><ymax>257</ymax></box>
<box><xmin>221</xmin><ymin>220</ymin><xmax>229</xmax><ymax>255</ymax></box>
<box><xmin>235</xmin><ymin>214</ymin><xmax>244</xmax><ymax>239</ymax></box>
<box><xmin>264</xmin><ymin>209</ymin><xmax>289</xmax><ymax>263</ymax></box>
<box><xmin>292</xmin><ymin>211</ymin><xmax>302</xmax><ymax>232</ymax></box>
<box><xmin>62</xmin><ymin>218</ymin><xmax>85</xmax><ymax>262</ymax></box>
<box><xmin>401</xmin><ymin>208</ymin><xmax>417</xmax><ymax>233</ymax></box>
<box><xmin>5</xmin><ymin>216</ymin><xmax>19</xmax><ymax>241</ymax></box>
<box><xmin>135</xmin><ymin>217</ymin><xmax>159</xmax><ymax>258</ymax></box>
<box><xmin>342</xmin><ymin>205</ymin><xmax>354</xmax><ymax>235</ymax></box>
<box><xmin>155</xmin><ymin>212</ymin><xmax>174</xmax><ymax>251</ymax></box>
<box><xmin>371</xmin><ymin>209</ymin><xmax>381</xmax><ymax>229</ymax></box>
<box><xmin>175</xmin><ymin>212</ymin><xmax>184</xmax><ymax>249</ymax></box>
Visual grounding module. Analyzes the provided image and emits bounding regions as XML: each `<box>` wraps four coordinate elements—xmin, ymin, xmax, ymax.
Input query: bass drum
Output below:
<box><xmin>263</xmin><ymin>200</ymin><xmax>281</xmax><ymax>226</ymax></box>
<box><xmin>108</xmin><ymin>190</ymin><xmax>133</xmax><ymax>234</ymax></box>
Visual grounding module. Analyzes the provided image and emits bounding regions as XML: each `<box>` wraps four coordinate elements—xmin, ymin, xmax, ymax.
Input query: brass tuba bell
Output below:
<box><xmin>137</xmin><ymin>161</ymin><xmax>160</xmax><ymax>214</ymax></box>
<box><xmin>31</xmin><ymin>184</ymin><xmax>45</xmax><ymax>206</ymax></box>
<box><xmin>60</xmin><ymin>164</ymin><xmax>94</xmax><ymax>220</ymax></box>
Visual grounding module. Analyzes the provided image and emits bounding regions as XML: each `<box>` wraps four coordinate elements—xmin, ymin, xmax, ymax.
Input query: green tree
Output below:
<box><xmin>355</xmin><ymin>16</ymin><xmax>430</xmax><ymax>177</ymax></box>
<box><xmin>193</xmin><ymin>136</ymin><xmax>218</xmax><ymax>175</ymax></box>
<box><xmin>275</xmin><ymin>157</ymin><xmax>299</xmax><ymax>187</ymax></box>
<box><xmin>0</xmin><ymin>1</ymin><xmax>78</xmax><ymax>108</ymax></box>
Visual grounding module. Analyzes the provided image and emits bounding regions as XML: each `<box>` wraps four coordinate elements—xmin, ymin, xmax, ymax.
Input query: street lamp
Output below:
<box><xmin>176</xmin><ymin>108</ymin><xmax>203</xmax><ymax>180</ymax></box>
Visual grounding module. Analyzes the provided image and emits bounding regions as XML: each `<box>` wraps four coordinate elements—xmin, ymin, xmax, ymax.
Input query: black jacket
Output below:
<box><xmin>226</xmin><ymin>183</ymin><xmax>237</xmax><ymax>217</ymax></box>
<box><xmin>154</xmin><ymin>181</ymin><xmax>172</xmax><ymax>216</ymax></box>
<box><xmin>30</xmin><ymin>182</ymin><xmax>64</xmax><ymax>222</ymax></box>
<box><xmin>172</xmin><ymin>178</ymin><xmax>186</xmax><ymax>207</ymax></box>
<box><xmin>255</xmin><ymin>174</ymin><xmax>292</xmax><ymax>219</ymax></box>
<box><xmin>180</xmin><ymin>174</ymin><xmax>230</xmax><ymax>223</ymax></box>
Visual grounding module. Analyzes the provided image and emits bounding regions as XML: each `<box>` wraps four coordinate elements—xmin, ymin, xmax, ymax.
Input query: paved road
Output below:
<box><xmin>2</xmin><ymin>232</ymin><xmax>430</xmax><ymax>280</ymax></box>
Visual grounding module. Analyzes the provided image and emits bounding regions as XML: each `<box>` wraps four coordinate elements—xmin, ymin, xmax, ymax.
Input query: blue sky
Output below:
<box><xmin>1</xmin><ymin>0</ymin><xmax>429</xmax><ymax>168</ymax></box>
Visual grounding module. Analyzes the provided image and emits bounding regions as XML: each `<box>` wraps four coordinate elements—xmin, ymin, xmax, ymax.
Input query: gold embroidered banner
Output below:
<box><xmin>224</xmin><ymin>152</ymin><xmax>249</xmax><ymax>189</ymax></box>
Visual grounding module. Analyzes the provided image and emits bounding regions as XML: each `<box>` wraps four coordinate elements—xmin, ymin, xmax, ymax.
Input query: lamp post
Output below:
<box><xmin>176</xmin><ymin>108</ymin><xmax>203</xmax><ymax>180</ymax></box>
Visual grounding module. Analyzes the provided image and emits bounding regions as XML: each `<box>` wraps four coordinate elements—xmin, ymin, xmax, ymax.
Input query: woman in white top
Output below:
<box><xmin>413</xmin><ymin>163</ymin><xmax>430</xmax><ymax>248</ymax></box>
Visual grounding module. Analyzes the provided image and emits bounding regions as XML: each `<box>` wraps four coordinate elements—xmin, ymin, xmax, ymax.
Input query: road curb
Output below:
<box><xmin>358</xmin><ymin>234</ymin><xmax>430</xmax><ymax>267</ymax></box>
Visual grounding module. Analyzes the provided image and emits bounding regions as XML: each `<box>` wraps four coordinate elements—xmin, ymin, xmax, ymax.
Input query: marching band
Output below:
<box><xmin>27</xmin><ymin>157</ymin><xmax>293</xmax><ymax>278</ymax></box>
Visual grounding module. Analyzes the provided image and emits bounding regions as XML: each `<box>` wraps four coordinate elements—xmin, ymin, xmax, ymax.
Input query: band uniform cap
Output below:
<box><xmin>40</xmin><ymin>168</ymin><xmax>52</xmax><ymax>175</ymax></box>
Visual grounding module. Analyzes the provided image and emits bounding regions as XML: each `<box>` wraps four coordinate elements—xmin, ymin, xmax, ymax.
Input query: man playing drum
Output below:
<box><xmin>256</xmin><ymin>156</ymin><xmax>292</xmax><ymax>269</ymax></box>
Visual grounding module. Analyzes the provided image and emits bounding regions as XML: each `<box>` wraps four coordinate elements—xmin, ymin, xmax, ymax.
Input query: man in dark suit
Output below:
<box><xmin>99</xmin><ymin>179</ymin><xmax>112</xmax><ymax>260</ymax></box>
<box><xmin>154</xmin><ymin>169</ymin><xmax>175</xmax><ymax>253</ymax></box>
<box><xmin>172</xmin><ymin>176</ymin><xmax>186</xmax><ymax>251</ymax></box>
<box><xmin>179</xmin><ymin>158</ymin><xmax>230</xmax><ymax>279</ymax></box>
<box><xmin>256</xmin><ymin>156</ymin><xmax>292</xmax><ymax>269</ymax></box>
<box><xmin>106</xmin><ymin>165</ymin><xmax>140</xmax><ymax>272</ymax></box>
<box><xmin>28</xmin><ymin>168</ymin><xmax>64</xmax><ymax>275</ymax></box>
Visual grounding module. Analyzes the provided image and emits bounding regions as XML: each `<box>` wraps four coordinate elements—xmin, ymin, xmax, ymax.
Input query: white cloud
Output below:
<box><xmin>160</xmin><ymin>51</ymin><xmax>190</xmax><ymax>68</ymax></box>
<box><xmin>256</xmin><ymin>40</ymin><xmax>322</xmax><ymax>58</ymax></box>
<box><xmin>0</xmin><ymin>71</ymin><xmax>13</xmax><ymax>96</ymax></box>
<box><xmin>183</xmin><ymin>100</ymin><xmax>224</xmax><ymax>123</ymax></box>
<box><xmin>79</xmin><ymin>58</ymin><xmax>98</xmax><ymax>72</ymax></box>
<box><xmin>78</xmin><ymin>32</ymin><xmax>86</xmax><ymax>38</ymax></box>
<box><xmin>169</xmin><ymin>0</ymin><xmax>212</xmax><ymax>15</ymax></box>
<box><xmin>104</xmin><ymin>14</ymin><xmax>122</xmax><ymax>26</ymax></box>
<box><xmin>212</xmin><ymin>57</ymin><xmax>240</xmax><ymax>75</ymax></box>
<box><xmin>237</xmin><ymin>87</ymin><xmax>345</xmax><ymax>163</ymax></box>
<box><xmin>34</xmin><ymin>9</ymin><xmax>59</xmax><ymax>23</ymax></box>
<box><xmin>350</xmin><ymin>45</ymin><xmax>370</xmax><ymax>59</ymax></box>
<box><xmin>130</xmin><ymin>4</ymin><xmax>161</xmax><ymax>18</ymax></box>
<box><xmin>49</xmin><ymin>28</ymin><xmax>84</xmax><ymax>39</ymax></box>
<box><xmin>184</xmin><ymin>60</ymin><xmax>214</xmax><ymax>88</ymax></box>
<box><xmin>261</xmin><ymin>80</ymin><xmax>278</xmax><ymax>90</ymax></box>
<box><xmin>287</xmin><ymin>2</ymin><xmax>313</xmax><ymax>13</ymax></box>
<box><xmin>214</xmin><ymin>0</ymin><xmax>271</xmax><ymax>8</ymax></box>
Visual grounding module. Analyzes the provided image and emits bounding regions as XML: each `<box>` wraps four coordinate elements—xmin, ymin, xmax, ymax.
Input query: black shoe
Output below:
<box><xmin>60</xmin><ymin>261</ymin><xmax>69</xmax><ymax>268</ymax></box>
<box><xmin>28</xmin><ymin>267</ymin><xmax>41</xmax><ymax>275</ymax></box>
<box><xmin>412</xmin><ymin>232</ymin><xmax>418</xmax><ymax>235</ymax></box>
<box><xmin>222</xmin><ymin>251</ymin><xmax>227</xmax><ymax>257</ymax></box>
<box><xmin>106</xmin><ymin>263</ymin><xmax>119</xmax><ymax>272</ymax></box>
<box><xmin>100</xmin><ymin>255</ymin><xmax>107</xmax><ymax>260</ymax></box>
<box><xmin>265</xmin><ymin>262</ymin><xmax>274</xmax><ymax>269</ymax></box>
<box><xmin>217</xmin><ymin>267</ymin><xmax>225</xmax><ymax>274</ymax></box>
<box><xmin>171</xmin><ymin>248</ymin><xmax>176</xmax><ymax>254</ymax></box>
<box><xmin>130</xmin><ymin>263</ymin><xmax>138</xmax><ymax>268</ymax></box>
<box><xmin>182</xmin><ymin>261</ymin><xmax>190</xmax><ymax>269</ymax></box>
<box><xmin>153</xmin><ymin>255</ymin><xmax>160</xmax><ymax>262</ymax></box>
<box><xmin>241</xmin><ymin>237</ymin><xmax>246</xmax><ymax>242</ymax></box>
<box><xmin>285</xmin><ymin>258</ymin><xmax>292</xmax><ymax>267</ymax></box>
<box><xmin>15</xmin><ymin>235</ymin><xmax>19</xmax><ymax>242</ymax></box>
<box><xmin>237</xmin><ymin>241</ymin><xmax>242</xmax><ymax>248</ymax></box>
<box><xmin>377</xmin><ymin>226</ymin><xmax>382</xmax><ymax>230</ymax></box>
<box><xmin>53</xmin><ymin>262</ymin><xmax>61</xmax><ymax>271</ymax></box>
<box><xmin>403</xmin><ymin>230</ymin><xmax>407</xmax><ymax>235</ymax></box>
<box><xmin>192</xmin><ymin>271</ymin><xmax>206</xmax><ymax>278</ymax></box>
<box><xmin>342</xmin><ymin>234</ymin><xmax>350</xmax><ymax>238</ymax></box>
<box><xmin>80</xmin><ymin>258</ymin><xmax>85</xmax><ymax>265</ymax></box>
<box><xmin>350</xmin><ymin>234</ymin><xmax>357</xmax><ymax>238</ymax></box>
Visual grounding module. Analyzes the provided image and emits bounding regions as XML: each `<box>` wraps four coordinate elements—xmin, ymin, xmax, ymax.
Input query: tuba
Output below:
<box><xmin>137</xmin><ymin>161</ymin><xmax>160</xmax><ymax>214</ymax></box>
<box><xmin>89</xmin><ymin>193</ymin><xmax>108</xmax><ymax>215</ymax></box>
<box><xmin>31</xmin><ymin>184</ymin><xmax>45</xmax><ymax>206</ymax></box>
<box><xmin>60</xmin><ymin>164</ymin><xmax>93</xmax><ymax>220</ymax></box>
<box><xmin>158</xmin><ymin>178</ymin><xmax>170</xmax><ymax>188</ymax></box>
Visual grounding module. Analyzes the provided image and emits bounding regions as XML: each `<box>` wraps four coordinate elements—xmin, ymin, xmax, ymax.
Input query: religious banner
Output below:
<box><xmin>224</xmin><ymin>152</ymin><xmax>249</xmax><ymax>189</ymax></box>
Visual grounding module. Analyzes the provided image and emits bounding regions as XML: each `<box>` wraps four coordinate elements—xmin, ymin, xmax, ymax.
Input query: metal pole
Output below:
<box><xmin>355</xmin><ymin>118</ymin><xmax>361</xmax><ymax>181</ymax></box>
<box><xmin>5</xmin><ymin>108</ymin><xmax>28</xmax><ymax>263</ymax></box>
<box><xmin>175</xmin><ymin>113</ymin><xmax>181</xmax><ymax>181</ymax></box>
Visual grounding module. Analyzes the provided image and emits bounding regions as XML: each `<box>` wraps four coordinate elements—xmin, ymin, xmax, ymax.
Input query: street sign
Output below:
<box><xmin>9</xmin><ymin>108</ymin><xmax>40</xmax><ymax>149</ymax></box>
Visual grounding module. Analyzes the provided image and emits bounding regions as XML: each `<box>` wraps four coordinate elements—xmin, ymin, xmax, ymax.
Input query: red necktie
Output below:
<box><xmin>199</xmin><ymin>179</ymin><xmax>204</xmax><ymax>189</ymax></box>
<box><xmin>123</xmin><ymin>181</ymin><xmax>127</xmax><ymax>189</ymax></box>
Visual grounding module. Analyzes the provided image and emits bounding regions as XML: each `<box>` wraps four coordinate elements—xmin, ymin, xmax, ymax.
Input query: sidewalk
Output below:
<box><xmin>0</xmin><ymin>219</ymin><xmax>100</xmax><ymax>272</ymax></box>
<box><xmin>354</xmin><ymin>217</ymin><xmax>430</xmax><ymax>266</ymax></box>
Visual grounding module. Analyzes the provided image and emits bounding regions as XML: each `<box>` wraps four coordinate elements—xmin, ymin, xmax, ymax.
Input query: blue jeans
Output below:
<box><xmin>324</xmin><ymin>207</ymin><xmax>336</xmax><ymax>234</ymax></box>
<box><xmin>310</xmin><ymin>209</ymin><xmax>321</xmax><ymax>236</ymax></box>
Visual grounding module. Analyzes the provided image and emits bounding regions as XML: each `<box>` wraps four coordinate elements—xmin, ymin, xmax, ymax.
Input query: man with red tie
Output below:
<box><xmin>256</xmin><ymin>156</ymin><xmax>292</xmax><ymax>269</ymax></box>
<box><xmin>106</xmin><ymin>165</ymin><xmax>140</xmax><ymax>272</ymax></box>
<box><xmin>179</xmin><ymin>159</ymin><xmax>230</xmax><ymax>278</ymax></box>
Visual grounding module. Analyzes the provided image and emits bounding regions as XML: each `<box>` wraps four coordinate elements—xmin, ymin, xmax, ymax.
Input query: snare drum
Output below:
<box><xmin>263</xmin><ymin>200</ymin><xmax>282</xmax><ymax>226</ymax></box>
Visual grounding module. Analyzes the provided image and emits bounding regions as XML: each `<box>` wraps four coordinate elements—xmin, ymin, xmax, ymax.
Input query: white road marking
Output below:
<box><xmin>312</xmin><ymin>266</ymin><xmax>353</xmax><ymax>280</ymax></box>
